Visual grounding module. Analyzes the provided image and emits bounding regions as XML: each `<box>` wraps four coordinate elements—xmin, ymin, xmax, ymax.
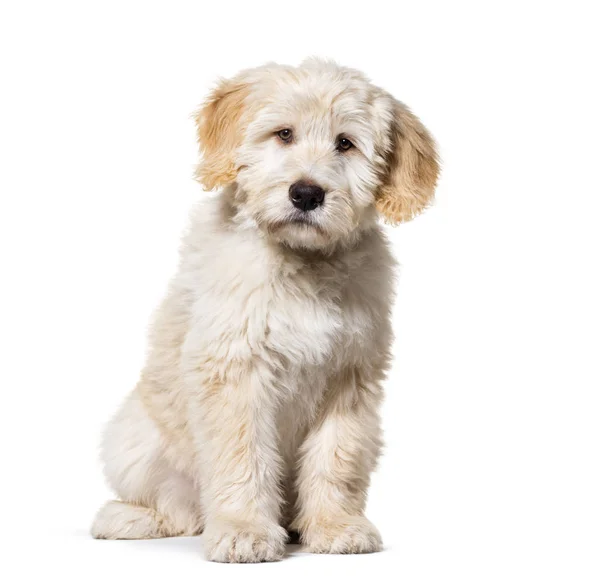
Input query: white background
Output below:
<box><xmin>1</xmin><ymin>1</ymin><xmax>598</xmax><ymax>584</ymax></box>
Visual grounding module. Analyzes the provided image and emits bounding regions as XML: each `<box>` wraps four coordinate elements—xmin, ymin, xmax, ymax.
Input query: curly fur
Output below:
<box><xmin>91</xmin><ymin>58</ymin><xmax>439</xmax><ymax>563</ymax></box>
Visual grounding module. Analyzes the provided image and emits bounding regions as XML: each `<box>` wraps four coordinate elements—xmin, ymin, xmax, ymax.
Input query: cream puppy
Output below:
<box><xmin>91</xmin><ymin>58</ymin><xmax>439</xmax><ymax>563</ymax></box>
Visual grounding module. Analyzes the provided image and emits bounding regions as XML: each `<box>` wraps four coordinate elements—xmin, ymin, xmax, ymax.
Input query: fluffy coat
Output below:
<box><xmin>91</xmin><ymin>58</ymin><xmax>439</xmax><ymax>563</ymax></box>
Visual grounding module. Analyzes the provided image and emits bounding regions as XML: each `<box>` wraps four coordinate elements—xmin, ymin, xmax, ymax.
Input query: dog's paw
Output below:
<box><xmin>301</xmin><ymin>515</ymin><xmax>382</xmax><ymax>554</ymax></box>
<box><xmin>203</xmin><ymin>519</ymin><xmax>286</xmax><ymax>563</ymax></box>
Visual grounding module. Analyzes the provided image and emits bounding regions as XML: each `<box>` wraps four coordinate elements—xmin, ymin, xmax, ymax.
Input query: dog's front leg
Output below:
<box><xmin>192</xmin><ymin>362</ymin><xmax>286</xmax><ymax>563</ymax></box>
<box><xmin>293</xmin><ymin>367</ymin><xmax>384</xmax><ymax>554</ymax></box>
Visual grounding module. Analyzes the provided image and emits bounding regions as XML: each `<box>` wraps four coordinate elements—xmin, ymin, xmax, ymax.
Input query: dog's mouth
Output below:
<box><xmin>289</xmin><ymin>216</ymin><xmax>312</xmax><ymax>225</ymax></box>
<box><xmin>267</xmin><ymin>213</ymin><xmax>326</xmax><ymax>236</ymax></box>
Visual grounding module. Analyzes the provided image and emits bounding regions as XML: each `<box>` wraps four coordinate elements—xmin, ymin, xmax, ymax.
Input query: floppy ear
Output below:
<box><xmin>376</xmin><ymin>100</ymin><xmax>440</xmax><ymax>223</ymax></box>
<box><xmin>194</xmin><ymin>77</ymin><xmax>251</xmax><ymax>190</ymax></box>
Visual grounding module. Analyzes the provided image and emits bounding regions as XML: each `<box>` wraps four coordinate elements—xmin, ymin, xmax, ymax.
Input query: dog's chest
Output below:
<box><xmin>263</xmin><ymin>261</ymin><xmax>374</xmax><ymax>374</ymax></box>
<box><xmin>264</xmin><ymin>284</ymin><xmax>341</xmax><ymax>368</ymax></box>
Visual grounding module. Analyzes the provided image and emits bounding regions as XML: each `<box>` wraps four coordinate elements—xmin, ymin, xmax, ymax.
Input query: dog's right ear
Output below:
<box><xmin>194</xmin><ymin>77</ymin><xmax>251</xmax><ymax>190</ymax></box>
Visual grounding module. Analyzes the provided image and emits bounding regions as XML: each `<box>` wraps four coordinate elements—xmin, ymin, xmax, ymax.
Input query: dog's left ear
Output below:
<box><xmin>376</xmin><ymin>99</ymin><xmax>440</xmax><ymax>223</ymax></box>
<box><xmin>194</xmin><ymin>77</ymin><xmax>251</xmax><ymax>190</ymax></box>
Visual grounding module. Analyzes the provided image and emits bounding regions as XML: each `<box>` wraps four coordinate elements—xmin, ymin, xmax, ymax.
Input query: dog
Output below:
<box><xmin>91</xmin><ymin>58</ymin><xmax>439</xmax><ymax>563</ymax></box>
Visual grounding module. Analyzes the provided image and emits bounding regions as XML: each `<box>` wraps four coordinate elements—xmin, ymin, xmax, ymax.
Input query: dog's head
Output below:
<box><xmin>195</xmin><ymin>59</ymin><xmax>439</xmax><ymax>250</ymax></box>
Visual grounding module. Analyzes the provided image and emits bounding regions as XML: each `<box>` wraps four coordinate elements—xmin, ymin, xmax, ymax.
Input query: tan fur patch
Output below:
<box><xmin>195</xmin><ymin>80</ymin><xmax>251</xmax><ymax>190</ymax></box>
<box><xmin>376</xmin><ymin>101</ymin><xmax>440</xmax><ymax>223</ymax></box>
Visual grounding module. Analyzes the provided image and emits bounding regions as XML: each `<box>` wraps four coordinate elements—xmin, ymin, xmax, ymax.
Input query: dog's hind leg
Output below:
<box><xmin>91</xmin><ymin>390</ymin><xmax>203</xmax><ymax>540</ymax></box>
<box><xmin>91</xmin><ymin>500</ymin><xmax>175</xmax><ymax>539</ymax></box>
<box><xmin>91</xmin><ymin>474</ymin><xmax>203</xmax><ymax>540</ymax></box>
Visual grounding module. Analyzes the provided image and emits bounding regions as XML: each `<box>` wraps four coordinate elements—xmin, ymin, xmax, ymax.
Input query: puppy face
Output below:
<box><xmin>196</xmin><ymin>59</ymin><xmax>439</xmax><ymax>250</ymax></box>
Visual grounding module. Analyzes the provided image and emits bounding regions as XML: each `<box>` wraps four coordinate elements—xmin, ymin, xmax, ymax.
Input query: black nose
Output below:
<box><xmin>289</xmin><ymin>181</ymin><xmax>325</xmax><ymax>212</ymax></box>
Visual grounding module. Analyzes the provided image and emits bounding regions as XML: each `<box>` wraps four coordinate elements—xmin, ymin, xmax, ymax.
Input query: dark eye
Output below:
<box><xmin>277</xmin><ymin>128</ymin><xmax>293</xmax><ymax>143</ymax></box>
<box><xmin>337</xmin><ymin>137</ymin><xmax>354</xmax><ymax>151</ymax></box>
